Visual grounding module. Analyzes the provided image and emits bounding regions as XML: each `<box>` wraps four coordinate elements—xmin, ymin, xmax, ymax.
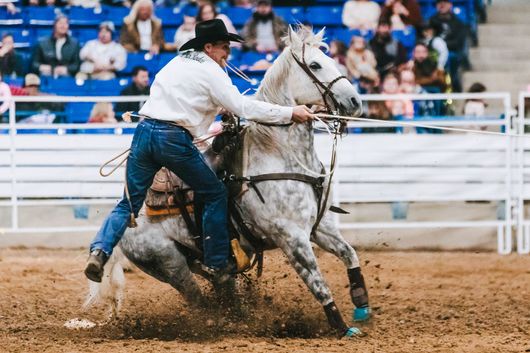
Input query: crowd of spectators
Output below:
<box><xmin>0</xmin><ymin>0</ymin><xmax>481</xmax><ymax>125</ymax></box>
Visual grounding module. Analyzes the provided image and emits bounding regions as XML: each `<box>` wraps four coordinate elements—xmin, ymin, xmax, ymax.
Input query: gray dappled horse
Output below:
<box><xmin>87</xmin><ymin>27</ymin><xmax>371</xmax><ymax>338</ymax></box>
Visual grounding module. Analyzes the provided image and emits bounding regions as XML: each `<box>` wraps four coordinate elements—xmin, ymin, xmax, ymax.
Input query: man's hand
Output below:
<box><xmin>291</xmin><ymin>105</ymin><xmax>316</xmax><ymax>123</ymax></box>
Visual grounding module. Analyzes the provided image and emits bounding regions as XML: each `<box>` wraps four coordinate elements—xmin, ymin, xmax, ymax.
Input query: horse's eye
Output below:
<box><xmin>309</xmin><ymin>62</ymin><xmax>321</xmax><ymax>70</ymax></box>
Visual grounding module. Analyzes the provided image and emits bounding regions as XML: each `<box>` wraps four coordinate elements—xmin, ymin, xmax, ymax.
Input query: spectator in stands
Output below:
<box><xmin>0</xmin><ymin>71</ymin><xmax>13</xmax><ymax>118</ymax></box>
<box><xmin>361</xmin><ymin>75</ymin><xmax>395</xmax><ymax>133</ymax></box>
<box><xmin>88</xmin><ymin>102</ymin><xmax>118</xmax><ymax>123</ymax></box>
<box><xmin>242</xmin><ymin>0</ymin><xmax>288</xmax><ymax>53</ymax></box>
<box><xmin>341</xmin><ymin>0</ymin><xmax>381</xmax><ymax>31</ymax></box>
<box><xmin>197</xmin><ymin>2</ymin><xmax>240</xmax><ymax>48</ymax></box>
<box><xmin>68</xmin><ymin>0</ymin><xmax>100</xmax><ymax>7</ymax></box>
<box><xmin>15</xmin><ymin>74</ymin><xmax>64</xmax><ymax>123</ymax></box>
<box><xmin>463</xmin><ymin>82</ymin><xmax>487</xmax><ymax>118</ymax></box>
<box><xmin>369</xmin><ymin>21</ymin><xmax>407</xmax><ymax>80</ymax></box>
<box><xmin>329</xmin><ymin>40</ymin><xmax>348</xmax><ymax>77</ymax></box>
<box><xmin>382</xmin><ymin>72</ymin><xmax>413</xmax><ymax>120</ymax></box>
<box><xmin>380</xmin><ymin>0</ymin><xmax>422</xmax><ymax>31</ymax></box>
<box><xmin>119</xmin><ymin>0</ymin><xmax>167</xmax><ymax>55</ymax></box>
<box><xmin>31</xmin><ymin>15</ymin><xmax>80</xmax><ymax>77</ymax></box>
<box><xmin>22</xmin><ymin>0</ymin><xmax>67</xmax><ymax>5</ymax></box>
<box><xmin>0</xmin><ymin>34</ymin><xmax>23</xmax><ymax>78</ymax></box>
<box><xmin>429</xmin><ymin>0</ymin><xmax>467</xmax><ymax>92</ymax></box>
<box><xmin>114</xmin><ymin>65</ymin><xmax>150</xmax><ymax>120</ymax></box>
<box><xmin>405</xmin><ymin>43</ymin><xmax>447</xmax><ymax>92</ymax></box>
<box><xmin>174</xmin><ymin>7</ymin><xmax>197</xmax><ymax>50</ymax></box>
<box><xmin>79</xmin><ymin>22</ymin><xmax>127</xmax><ymax>80</ymax></box>
<box><xmin>346</xmin><ymin>36</ymin><xmax>378</xmax><ymax>84</ymax></box>
<box><xmin>419</xmin><ymin>21</ymin><xmax>448</xmax><ymax>71</ymax></box>
<box><xmin>233</xmin><ymin>0</ymin><xmax>252</xmax><ymax>8</ymax></box>
<box><xmin>399</xmin><ymin>68</ymin><xmax>439</xmax><ymax>129</ymax></box>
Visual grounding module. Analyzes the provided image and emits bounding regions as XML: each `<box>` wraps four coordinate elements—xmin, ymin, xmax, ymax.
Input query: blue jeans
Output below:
<box><xmin>90</xmin><ymin>119</ymin><xmax>230</xmax><ymax>269</ymax></box>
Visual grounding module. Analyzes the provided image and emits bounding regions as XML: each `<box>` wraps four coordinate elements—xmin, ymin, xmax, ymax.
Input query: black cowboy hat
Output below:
<box><xmin>180</xmin><ymin>19</ymin><xmax>244</xmax><ymax>51</ymax></box>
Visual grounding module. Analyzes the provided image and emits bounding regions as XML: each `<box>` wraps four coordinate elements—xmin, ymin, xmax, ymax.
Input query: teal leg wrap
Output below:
<box><xmin>353</xmin><ymin>306</ymin><xmax>372</xmax><ymax>322</ymax></box>
<box><xmin>344</xmin><ymin>327</ymin><xmax>363</xmax><ymax>337</ymax></box>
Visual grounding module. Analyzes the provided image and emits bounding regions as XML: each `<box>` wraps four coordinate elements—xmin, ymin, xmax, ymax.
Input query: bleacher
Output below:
<box><xmin>0</xmin><ymin>0</ymin><xmax>478</xmax><ymax>125</ymax></box>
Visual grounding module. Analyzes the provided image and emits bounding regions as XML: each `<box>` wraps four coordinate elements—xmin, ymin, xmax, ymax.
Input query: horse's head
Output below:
<box><xmin>284</xmin><ymin>27</ymin><xmax>362</xmax><ymax>117</ymax></box>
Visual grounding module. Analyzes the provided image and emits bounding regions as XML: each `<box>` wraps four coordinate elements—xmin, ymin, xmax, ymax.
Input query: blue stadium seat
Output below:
<box><xmin>25</xmin><ymin>7</ymin><xmax>63</xmax><ymax>26</ymax></box>
<box><xmin>74</xmin><ymin>28</ymin><xmax>98</xmax><ymax>46</ymax></box>
<box><xmin>44</xmin><ymin>77</ymin><xmax>89</xmax><ymax>96</ymax></box>
<box><xmin>305</xmin><ymin>6</ymin><xmax>343</xmax><ymax>26</ymax></box>
<box><xmin>65</xmin><ymin>102</ymin><xmax>94</xmax><ymax>123</ymax></box>
<box><xmin>273</xmin><ymin>7</ymin><xmax>305</xmax><ymax>24</ymax></box>
<box><xmin>119</xmin><ymin>52</ymin><xmax>158</xmax><ymax>75</ymax></box>
<box><xmin>88</xmin><ymin>79</ymin><xmax>129</xmax><ymax>96</ymax></box>
<box><xmin>163</xmin><ymin>28</ymin><xmax>176</xmax><ymax>43</ymax></box>
<box><xmin>105</xmin><ymin>6</ymin><xmax>129</xmax><ymax>26</ymax></box>
<box><xmin>0</xmin><ymin>8</ymin><xmax>24</xmax><ymax>26</ymax></box>
<box><xmin>227</xmin><ymin>47</ymin><xmax>242</xmax><ymax>68</ymax></box>
<box><xmin>231</xmin><ymin>76</ymin><xmax>260</xmax><ymax>94</ymax></box>
<box><xmin>156</xmin><ymin>53</ymin><xmax>176</xmax><ymax>72</ymax></box>
<box><xmin>332</xmin><ymin>28</ymin><xmax>373</xmax><ymax>45</ymax></box>
<box><xmin>222</xmin><ymin>7</ymin><xmax>252</xmax><ymax>27</ymax></box>
<box><xmin>4</xmin><ymin>77</ymin><xmax>23</xmax><ymax>87</ymax></box>
<box><xmin>239</xmin><ymin>51</ymin><xmax>278</xmax><ymax>70</ymax></box>
<box><xmin>0</xmin><ymin>27</ymin><xmax>33</xmax><ymax>48</ymax></box>
<box><xmin>452</xmin><ymin>5</ymin><xmax>469</xmax><ymax>24</ymax></box>
<box><xmin>392</xmin><ymin>26</ymin><xmax>416</xmax><ymax>50</ymax></box>
<box><xmin>68</xmin><ymin>6</ymin><xmax>107</xmax><ymax>26</ymax></box>
<box><xmin>155</xmin><ymin>7</ymin><xmax>183</xmax><ymax>27</ymax></box>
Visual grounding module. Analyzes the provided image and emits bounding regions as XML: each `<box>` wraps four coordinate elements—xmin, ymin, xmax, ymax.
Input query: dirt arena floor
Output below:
<box><xmin>1</xmin><ymin>248</ymin><xmax>529</xmax><ymax>353</ymax></box>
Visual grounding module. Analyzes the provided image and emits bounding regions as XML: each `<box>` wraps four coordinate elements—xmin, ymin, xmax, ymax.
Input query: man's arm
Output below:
<box><xmin>208</xmin><ymin>69</ymin><xmax>313</xmax><ymax>123</ymax></box>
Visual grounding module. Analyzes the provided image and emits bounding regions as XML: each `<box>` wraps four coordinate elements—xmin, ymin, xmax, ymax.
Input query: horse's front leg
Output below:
<box><xmin>274</xmin><ymin>224</ymin><xmax>362</xmax><ymax>337</ymax></box>
<box><xmin>312</xmin><ymin>212</ymin><xmax>371</xmax><ymax>322</ymax></box>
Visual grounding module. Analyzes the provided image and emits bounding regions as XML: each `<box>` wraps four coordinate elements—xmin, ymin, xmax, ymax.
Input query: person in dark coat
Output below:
<box><xmin>114</xmin><ymin>65</ymin><xmax>150</xmax><ymax>120</ymax></box>
<box><xmin>429</xmin><ymin>0</ymin><xmax>467</xmax><ymax>92</ymax></box>
<box><xmin>368</xmin><ymin>21</ymin><xmax>408</xmax><ymax>79</ymax></box>
<box><xmin>31</xmin><ymin>15</ymin><xmax>80</xmax><ymax>77</ymax></box>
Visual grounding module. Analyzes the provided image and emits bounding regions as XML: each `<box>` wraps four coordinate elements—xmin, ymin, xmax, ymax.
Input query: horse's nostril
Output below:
<box><xmin>350</xmin><ymin>97</ymin><xmax>359</xmax><ymax>108</ymax></box>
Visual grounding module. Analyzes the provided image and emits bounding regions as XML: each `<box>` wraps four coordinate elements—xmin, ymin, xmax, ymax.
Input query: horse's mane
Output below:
<box><xmin>249</xmin><ymin>26</ymin><xmax>328</xmax><ymax>152</ymax></box>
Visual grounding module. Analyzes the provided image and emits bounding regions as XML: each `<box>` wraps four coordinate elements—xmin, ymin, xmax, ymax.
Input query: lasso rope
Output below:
<box><xmin>316</xmin><ymin>113</ymin><xmax>524</xmax><ymax>137</ymax></box>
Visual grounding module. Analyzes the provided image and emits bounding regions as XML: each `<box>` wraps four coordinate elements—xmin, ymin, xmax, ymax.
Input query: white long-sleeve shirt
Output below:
<box><xmin>139</xmin><ymin>50</ymin><xmax>293</xmax><ymax>137</ymax></box>
<box><xmin>79</xmin><ymin>39</ymin><xmax>127</xmax><ymax>72</ymax></box>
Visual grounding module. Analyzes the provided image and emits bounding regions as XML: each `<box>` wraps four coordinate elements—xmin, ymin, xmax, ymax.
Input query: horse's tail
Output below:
<box><xmin>83</xmin><ymin>247</ymin><xmax>126</xmax><ymax>319</ymax></box>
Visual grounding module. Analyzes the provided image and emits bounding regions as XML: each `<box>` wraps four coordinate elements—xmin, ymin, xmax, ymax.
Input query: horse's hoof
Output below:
<box><xmin>343</xmin><ymin>327</ymin><xmax>364</xmax><ymax>338</ymax></box>
<box><xmin>353</xmin><ymin>306</ymin><xmax>372</xmax><ymax>322</ymax></box>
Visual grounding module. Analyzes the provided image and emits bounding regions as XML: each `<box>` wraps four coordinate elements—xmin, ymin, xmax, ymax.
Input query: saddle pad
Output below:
<box><xmin>145</xmin><ymin>204</ymin><xmax>194</xmax><ymax>218</ymax></box>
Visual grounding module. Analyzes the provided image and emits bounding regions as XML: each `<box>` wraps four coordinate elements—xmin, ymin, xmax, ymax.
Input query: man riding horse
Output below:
<box><xmin>84</xmin><ymin>19</ymin><xmax>316</xmax><ymax>283</ymax></box>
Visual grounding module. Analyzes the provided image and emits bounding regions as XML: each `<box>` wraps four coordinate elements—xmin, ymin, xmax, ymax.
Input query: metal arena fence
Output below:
<box><xmin>1</xmin><ymin>92</ymin><xmax>529</xmax><ymax>255</ymax></box>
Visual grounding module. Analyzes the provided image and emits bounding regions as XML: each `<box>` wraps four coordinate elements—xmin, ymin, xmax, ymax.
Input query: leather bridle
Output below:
<box><xmin>290</xmin><ymin>44</ymin><xmax>349</xmax><ymax>115</ymax></box>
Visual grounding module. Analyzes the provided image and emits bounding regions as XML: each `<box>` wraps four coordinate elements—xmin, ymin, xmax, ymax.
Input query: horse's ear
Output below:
<box><xmin>288</xmin><ymin>26</ymin><xmax>303</xmax><ymax>50</ymax></box>
<box><xmin>314</xmin><ymin>27</ymin><xmax>326</xmax><ymax>44</ymax></box>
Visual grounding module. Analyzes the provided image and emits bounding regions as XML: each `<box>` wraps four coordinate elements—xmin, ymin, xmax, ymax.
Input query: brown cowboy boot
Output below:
<box><xmin>84</xmin><ymin>249</ymin><xmax>109</xmax><ymax>282</ymax></box>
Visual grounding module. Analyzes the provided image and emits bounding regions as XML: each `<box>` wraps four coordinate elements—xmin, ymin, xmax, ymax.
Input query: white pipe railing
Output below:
<box><xmin>0</xmin><ymin>92</ymin><xmax>526</xmax><ymax>254</ymax></box>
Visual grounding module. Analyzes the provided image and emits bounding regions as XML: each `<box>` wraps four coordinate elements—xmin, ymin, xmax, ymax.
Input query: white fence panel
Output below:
<box><xmin>1</xmin><ymin>92</ymin><xmax>526</xmax><ymax>255</ymax></box>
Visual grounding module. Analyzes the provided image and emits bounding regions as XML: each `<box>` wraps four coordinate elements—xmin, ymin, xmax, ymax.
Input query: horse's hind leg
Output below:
<box><xmin>275</xmin><ymin>226</ymin><xmax>361</xmax><ymax>337</ymax></box>
<box><xmin>312</xmin><ymin>213</ymin><xmax>371</xmax><ymax>322</ymax></box>
<box><xmin>120</xmin><ymin>228</ymin><xmax>205</xmax><ymax>306</ymax></box>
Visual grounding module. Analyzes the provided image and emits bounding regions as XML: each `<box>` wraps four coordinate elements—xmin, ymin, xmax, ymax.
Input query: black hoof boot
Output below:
<box><xmin>348</xmin><ymin>267</ymin><xmax>371</xmax><ymax>321</ymax></box>
<box><xmin>84</xmin><ymin>249</ymin><xmax>109</xmax><ymax>282</ymax></box>
<box><xmin>323</xmin><ymin>302</ymin><xmax>363</xmax><ymax>338</ymax></box>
